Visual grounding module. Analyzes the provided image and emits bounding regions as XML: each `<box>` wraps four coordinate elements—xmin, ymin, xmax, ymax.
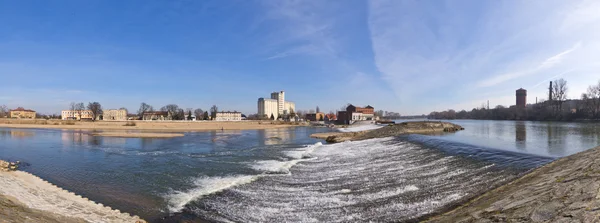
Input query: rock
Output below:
<box><xmin>530</xmin><ymin>201</ymin><xmax>563</xmax><ymax>222</ymax></box>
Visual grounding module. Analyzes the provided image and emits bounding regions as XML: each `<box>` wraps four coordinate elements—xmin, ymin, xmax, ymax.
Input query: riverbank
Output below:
<box><xmin>311</xmin><ymin>121</ymin><xmax>463</xmax><ymax>143</ymax></box>
<box><xmin>427</xmin><ymin>145</ymin><xmax>600</xmax><ymax>222</ymax></box>
<box><xmin>0</xmin><ymin>168</ymin><xmax>145</xmax><ymax>223</ymax></box>
<box><xmin>0</xmin><ymin>119</ymin><xmax>297</xmax><ymax>132</ymax></box>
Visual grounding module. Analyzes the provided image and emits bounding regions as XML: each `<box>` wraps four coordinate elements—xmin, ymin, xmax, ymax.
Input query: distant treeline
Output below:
<box><xmin>428</xmin><ymin>78</ymin><xmax>600</xmax><ymax>121</ymax></box>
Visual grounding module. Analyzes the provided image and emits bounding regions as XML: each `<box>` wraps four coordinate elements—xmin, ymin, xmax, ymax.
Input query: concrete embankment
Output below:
<box><xmin>310</xmin><ymin>121</ymin><xmax>463</xmax><ymax>143</ymax></box>
<box><xmin>427</xmin><ymin>145</ymin><xmax>600</xmax><ymax>222</ymax></box>
<box><xmin>0</xmin><ymin>161</ymin><xmax>145</xmax><ymax>223</ymax></box>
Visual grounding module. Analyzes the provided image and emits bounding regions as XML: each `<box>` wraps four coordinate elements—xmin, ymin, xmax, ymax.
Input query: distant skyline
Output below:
<box><xmin>1</xmin><ymin>0</ymin><xmax>599</xmax><ymax>115</ymax></box>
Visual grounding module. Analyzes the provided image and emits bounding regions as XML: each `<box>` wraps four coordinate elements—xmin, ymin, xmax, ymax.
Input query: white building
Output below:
<box><xmin>61</xmin><ymin>110</ymin><xmax>94</xmax><ymax>120</ymax></box>
<box><xmin>214</xmin><ymin>111</ymin><xmax>242</xmax><ymax>121</ymax></box>
<box><xmin>351</xmin><ymin>112</ymin><xmax>374</xmax><ymax>121</ymax></box>
<box><xmin>258</xmin><ymin>91</ymin><xmax>295</xmax><ymax>120</ymax></box>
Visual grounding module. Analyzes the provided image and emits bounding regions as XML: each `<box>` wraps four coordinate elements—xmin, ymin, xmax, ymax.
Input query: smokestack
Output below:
<box><xmin>549</xmin><ymin>81</ymin><xmax>553</xmax><ymax>101</ymax></box>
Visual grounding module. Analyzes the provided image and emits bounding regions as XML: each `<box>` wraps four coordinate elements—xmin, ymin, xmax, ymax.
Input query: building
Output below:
<box><xmin>337</xmin><ymin>104</ymin><xmax>375</xmax><ymax>124</ymax></box>
<box><xmin>516</xmin><ymin>88</ymin><xmax>527</xmax><ymax>108</ymax></box>
<box><xmin>257</xmin><ymin>91</ymin><xmax>295</xmax><ymax>120</ymax></box>
<box><xmin>142</xmin><ymin>111</ymin><xmax>172</xmax><ymax>121</ymax></box>
<box><xmin>61</xmin><ymin>110</ymin><xmax>94</xmax><ymax>120</ymax></box>
<box><xmin>305</xmin><ymin>112</ymin><xmax>325</xmax><ymax>121</ymax></box>
<box><xmin>102</xmin><ymin>109</ymin><xmax>127</xmax><ymax>121</ymax></box>
<box><xmin>214</xmin><ymin>111</ymin><xmax>242</xmax><ymax>121</ymax></box>
<box><xmin>324</xmin><ymin>113</ymin><xmax>337</xmax><ymax>121</ymax></box>
<box><xmin>9</xmin><ymin>107</ymin><xmax>36</xmax><ymax>119</ymax></box>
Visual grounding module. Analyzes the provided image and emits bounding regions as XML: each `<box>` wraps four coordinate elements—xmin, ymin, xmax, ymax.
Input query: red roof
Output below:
<box><xmin>10</xmin><ymin>107</ymin><xmax>35</xmax><ymax>112</ymax></box>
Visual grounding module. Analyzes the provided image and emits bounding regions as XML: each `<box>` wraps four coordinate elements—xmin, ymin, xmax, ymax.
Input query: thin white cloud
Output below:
<box><xmin>476</xmin><ymin>42</ymin><xmax>581</xmax><ymax>88</ymax></box>
<box><xmin>367</xmin><ymin>0</ymin><xmax>600</xmax><ymax>114</ymax></box>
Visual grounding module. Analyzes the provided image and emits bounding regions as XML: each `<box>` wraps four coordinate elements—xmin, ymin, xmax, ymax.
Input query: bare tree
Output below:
<box><xmin>69</xmin><ymin>102</ymin><xmax>77</xmax><ymax>119</ymax></box>
<box><xmin>161</xmin><ymin>104</ymin><xmax>181</xmax><ymax>119</ymax></box>
<box><xmin>0</xmin><ymin>105</ymin><xmax>7</xmax><ymax>118</ymax></box>
<box><xmin>138</xmin><ymin>103</ymin><xmax>153</xmax><ymax>116</ymax></box>
<box><xmin>581</xmin><ymin>80</ymin><xmax>600</xmax><ymax>118</ymax></box>
<box><xmin>74</xmin><ymin>102</ymin><xmax>85</xmax><ymax>121</ymax></box>
<box><xmin>87</xmin><ymin>102</ymin><xmax>102</xmax><ymax>121</ymax></box>
<box><xmin>194</xmin><ymin>108</ymin><xmax>204</xmax><ymax>120</ymax></box>
<box><xmin>210</xmin><ymin>105</ymin><xmax>218</xmax><ymax>119</ymax></box>
<box><xmin>552</xmin><ymin>78</ymin><xmax>568</xmax><ymax>114</ymax></box>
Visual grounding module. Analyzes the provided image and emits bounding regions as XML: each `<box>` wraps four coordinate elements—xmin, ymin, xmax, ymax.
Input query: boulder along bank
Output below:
<box><xmin>310</xmin><ymin>121</ymin><xmax>464</xmax><ymax>143</ymax></box>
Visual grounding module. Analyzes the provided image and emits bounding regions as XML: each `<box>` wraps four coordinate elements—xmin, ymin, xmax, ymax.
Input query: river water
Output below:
<box><xmin>0</xmin><ymin>120</ymin><xmax>599</xmax><ymax>222</ymax></box>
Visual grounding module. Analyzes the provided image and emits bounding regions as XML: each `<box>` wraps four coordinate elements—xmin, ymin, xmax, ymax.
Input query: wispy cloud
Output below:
<box><xmin>368</xmin><ymin>0</ymin><xmax>600</xmax><ymax>114</ymax></box>
<box><xmin>476</xmin><ymin>42</ymin><xmax>581</xmax><ymax>88</ymax></box>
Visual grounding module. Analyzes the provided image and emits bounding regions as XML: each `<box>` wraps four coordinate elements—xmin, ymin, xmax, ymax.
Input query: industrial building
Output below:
<box><xmin>337</xmin><ymin>104</ymin><xmax>375</xmax><ymax>124</ymax></box>
<box><xmin>257</xmin><ymin>91</ymin><xmax>295</xmax><ymax>120</ymax></box>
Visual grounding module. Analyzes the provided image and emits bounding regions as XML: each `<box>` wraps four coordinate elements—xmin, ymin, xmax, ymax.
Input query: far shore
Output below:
<box><xmin>0</xmin><ymin>119</ymin><xmax>300</xmax><ymax>132</ymax></box>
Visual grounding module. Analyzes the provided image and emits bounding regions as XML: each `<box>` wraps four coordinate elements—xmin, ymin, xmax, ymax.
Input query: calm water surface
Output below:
<box><xmin>0</xmin><ymin>120</ymin><xmax>599</xmax><ymax>222</ymax></box>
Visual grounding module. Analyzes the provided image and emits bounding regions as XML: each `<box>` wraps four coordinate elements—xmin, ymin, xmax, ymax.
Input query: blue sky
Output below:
<box><xmin>1</xmin><ymin>0</ymin><xmax>599</xmax><ymax>115</ymax></box>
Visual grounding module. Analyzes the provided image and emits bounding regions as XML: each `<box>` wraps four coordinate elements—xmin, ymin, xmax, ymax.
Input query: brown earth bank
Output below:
<box><xmin>0</xmin><ymin>119</ymin><xmax>299</xmax><ymax>132</ymax></box>
<box><xmin>427</xmin><ymin>145</ymin><xmax>600</xmax><ymax>223</ymax></box>
<box><xmin>310</xmin><ymin>121</ymin><xmax>464</xmax><ymax>143</ymax></box>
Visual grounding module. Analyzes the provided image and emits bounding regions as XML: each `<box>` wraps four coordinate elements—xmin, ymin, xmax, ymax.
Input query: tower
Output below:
<box><xmin>549</xmin><ymin>81</ymin><xmax>553</xmax><ymax>101</ymax></box>
<box><xmin>516</xmin><ymin>88</ymin><xmax>527</xmax><ymax>107</ymax></box>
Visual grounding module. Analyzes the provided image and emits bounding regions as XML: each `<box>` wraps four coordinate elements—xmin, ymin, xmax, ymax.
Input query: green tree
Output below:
<box><xmin>270</xmin><ymin>113</ymin><xmax>275</xmax><ymax>120</ymax></box>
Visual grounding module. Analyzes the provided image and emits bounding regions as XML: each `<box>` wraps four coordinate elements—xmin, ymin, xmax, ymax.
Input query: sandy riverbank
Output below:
<box><xmin>0</xmin><ymin>170</ymin><xmax>144</xmax><ymax>223</ymax></box>
<box><xmin>0</xmin><ymin>119</ymin><xmax>297</xmax><ymax>132</ymax></box>
<box><xmin>427</xmin><ymin>145</ymin><xmax>600</xmax><ymax>222</ymax></box>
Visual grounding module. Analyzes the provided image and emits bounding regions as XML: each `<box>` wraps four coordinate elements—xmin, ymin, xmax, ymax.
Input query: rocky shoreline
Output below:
<box><xmin>427</xmin><ymin>145</ymin><xmax>600</xmax><ymax>222</ymax></box>
<box><xmin>310</xmin><ymin>121</ymin><xmax>464</xmax><ymax>143</ymax></box>
<box><xmin>0</xmin><ymin>161</ymin><xmax>145</xmax><ymax>223</ymax></box>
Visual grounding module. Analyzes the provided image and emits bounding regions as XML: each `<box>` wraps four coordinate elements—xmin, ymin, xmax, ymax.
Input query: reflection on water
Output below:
<box><xmin>258</xmin><ymin>128</ymin><xmax>297</xmax><ymax>146</ymax></box>
<box><xmin>434</xmin><ymin>120</ymin><xmax>600</xmax><ymax>157</ymax></box>
<box><xmin>515</xmin><ymin>121</ymin><xmax>526</xmax><ymax>150</ymax></box>
<box><xmin>0</xmin><ymin>129</ymin><xmax>35</xmax><ymax>139</ymax></box>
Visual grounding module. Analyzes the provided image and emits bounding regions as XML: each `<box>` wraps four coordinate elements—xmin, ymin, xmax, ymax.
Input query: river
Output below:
<box><xmin>0</xmin><ymin>120</ymin><xmax>599</xmax><ymax>222</ymax></box>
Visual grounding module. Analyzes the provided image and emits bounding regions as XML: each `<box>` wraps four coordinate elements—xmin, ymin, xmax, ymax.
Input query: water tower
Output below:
<box><xmin>516</xmin><ymin>88</ymin><xmax>527</xmax><ymax>107</ymax></box>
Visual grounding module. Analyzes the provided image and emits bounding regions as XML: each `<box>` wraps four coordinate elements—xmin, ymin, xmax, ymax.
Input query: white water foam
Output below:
<box><xmin>284</xmin><ymin>142</ymin><xmax>322</xmax><ymax>159</ymax></box>
<box><xmin>185</xmin><ymin>137</ymin><xmax>518</xmax><ymax>222</ymax></box>
<box><xmin>167</xmin><ymin>175</ymin><xmax>258</xmax><ymax>212</ymax></box>
<box><xmin>168</xmin><ymin>142</ymin><xmax>324</xmax><ymax>212</ymax></box>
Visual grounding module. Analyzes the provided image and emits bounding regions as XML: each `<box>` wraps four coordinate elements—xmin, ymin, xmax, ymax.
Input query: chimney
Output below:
<box><xmin>549</xmin><ymin>81</ymin><xmax>553</xmax><ymax>101</ymax></box>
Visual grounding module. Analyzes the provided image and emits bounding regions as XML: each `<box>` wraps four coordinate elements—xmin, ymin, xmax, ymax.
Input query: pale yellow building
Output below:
<box><xmin>102</xmin><ymin>109</ymin><xmax>127</xmax><ymax>121</ymax></box>
<box><xmin>61</xmin><ymin>110</ymin><xmax>94</xmax><ymax>120</ymax></box>
<box><xmin>258</xmin><ymin>91</ymin><xmax>295</xmax><ymax>120</ymax></box>
<box><xmin>9</xmin><ymin>107</ymin><xmax>36</xmax><ymax>119</ymax></box>
<box><xmin>214</xmin><ymin>111</ymin><xmax>242</xmax><ymax>121</ymax></box>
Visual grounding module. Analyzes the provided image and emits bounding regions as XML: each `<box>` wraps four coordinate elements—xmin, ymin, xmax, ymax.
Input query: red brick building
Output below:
<box><xmin>337</xmin><ymin>104</ymin><xmax>375</xmax><ymax>124</ymax></box>
<box><xmin>516</xmin><ymin>88</ymin><xmax>527</xmax><ymax>107</ymax></box>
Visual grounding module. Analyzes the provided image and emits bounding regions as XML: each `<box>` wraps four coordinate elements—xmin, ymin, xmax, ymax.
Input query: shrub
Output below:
<box><xmin>123</xmin><ymin>121</ymin><xmax>136</xmax><ymax>126</ymax></box>
<box><xmin>64</xmin><ymin>121</ymin><xmax>76</xmax><ymax>125</ymax></box>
